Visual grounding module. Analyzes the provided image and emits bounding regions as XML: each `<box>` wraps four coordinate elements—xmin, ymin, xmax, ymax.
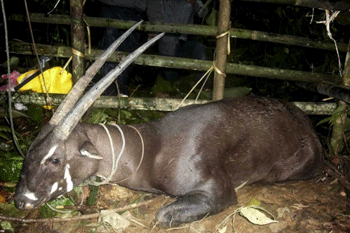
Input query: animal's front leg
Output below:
<box><xmin>156</xmin><ymin>191</ymin><xmax>237</xmax><ymax>226</ymax></box>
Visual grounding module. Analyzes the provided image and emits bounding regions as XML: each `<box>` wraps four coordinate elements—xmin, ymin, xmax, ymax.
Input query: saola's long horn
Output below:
<box><xmin>53</xmin><ymin>32</ymin><xmax>165</xmax><ymax>140</ymax></box>
<box><xmin>49</xmin><ymin>20</ymin><xmax>144</xmax><ymax>126</ymax></box>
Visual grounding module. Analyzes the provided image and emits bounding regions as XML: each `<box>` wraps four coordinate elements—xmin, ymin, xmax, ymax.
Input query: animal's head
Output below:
<box><xmin>14</xmin><ymin>124</ymin><xmax>102</xmax><ymax>209</ymax></box>
<box><xmin>14</xmin><ymin>22</ymin><xmax>164</xmax><ymax>210</ymax></box>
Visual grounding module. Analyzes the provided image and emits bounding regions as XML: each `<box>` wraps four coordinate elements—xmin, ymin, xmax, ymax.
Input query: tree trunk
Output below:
<box><xmin>70</xmin><ymin>0</ymin><xmax>85</xmax><ymax>83</ymax></box>
<box><xmin>213</xmin><ymin>0</ymin><xmax>231</xmax><ymax>100</ymax></box>
<box><xmin>331</xmin><ymin>41</ymin><xmax>350</xmax><ymax>155</ymax></box>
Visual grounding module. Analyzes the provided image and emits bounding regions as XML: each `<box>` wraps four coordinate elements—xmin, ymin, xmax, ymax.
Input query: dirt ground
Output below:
<box><xmin>3</xmin><ymin>171</ymin><xmax>350</xmax><ymax>233</ymax></box>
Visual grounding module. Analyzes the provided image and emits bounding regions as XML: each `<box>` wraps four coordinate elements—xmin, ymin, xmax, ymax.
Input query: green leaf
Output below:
<box><xmin>316</xmin><ymin>104</ymin><xmax>348</xmax><ymax>127</ymax></box>
<box><xmin>0</xmin><ymin>221</ymin><xmax>14</xmax><ymax>232</ymax></box>
<box><xmin>39</xmin><ymin>196</ymin><xmax>75</xmax><ymax>218</ymax></box>
<box><xmin>86</xmin><ymin>109</ymin><xmax>110</xmax><ymax>124</ymax></box>
<box><xmin>206</xmin><ymin>8</ymin><xmax>218</xmax><ymax>26</ymax></box>
<box><xmin>224</xmin><ymin>87</ymin><xmax>252</xmax><ymax>98</ymax></box>
<box><xmin>247</xmin><ymin>198</ymin><xmax>261</xmax><ymax>207</ymax></box>
<box><xmin>152</xmin><ymin>75</ymin><xmax>174</xmax><ymax>95</ymax></box>
<box><xmin>0</xmin><ymin>107</ymin><xmax>30</xmax><ymax>119</ymax></box>
<box><xmin>0</xmin><ymin>125</ymin><xmax>11</xmax><ymax>133</ymax></box>
<box><xmin>27</xmin><ymin>105</ymin><xmax>43</xmax><ymax>123</ymax></box>
<box><xmin>0</xmin><ymin>157</ymin><xmax>23</xmax><ymax>182</ymax></box>
<box><xmin>121</xmin><ymin>109</ymin><xmax>132</xmax><ymax>118</ymax></box>
<box><xmin>0</xmin><ymin>131</ymin><xmax>9</xmax><ymax>140</ymax></box>
<box><xmin>88</xmin><ymin>185</ymin><xmax>100</xmax><ymax>206</ymax></box>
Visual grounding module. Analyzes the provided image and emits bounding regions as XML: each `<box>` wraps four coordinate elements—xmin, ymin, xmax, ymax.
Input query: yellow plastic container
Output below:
<box><xmin>17</xmin><ymin>67</ymin><xmax>73</xmax><ymax>94</ymax></box>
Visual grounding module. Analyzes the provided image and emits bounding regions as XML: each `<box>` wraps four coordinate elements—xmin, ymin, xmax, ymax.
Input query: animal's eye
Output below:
<box><xmin>51</xmin><ymin>159</ymin><xmax>60</xmax><ymax>165</ymax></box>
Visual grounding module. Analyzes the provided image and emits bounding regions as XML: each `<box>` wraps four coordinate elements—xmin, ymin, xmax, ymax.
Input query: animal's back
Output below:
<box><xmin>151</xmin><ymin>97</ymin><xmax>323</xmax><ymax>193</ymax></box>
<box><xmin>219</xmin><ymin>97</ymin><xmax>323</xmax><ymax>186</ymax></box>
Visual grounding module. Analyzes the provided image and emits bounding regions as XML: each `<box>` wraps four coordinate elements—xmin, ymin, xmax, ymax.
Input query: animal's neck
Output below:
<box><xmin>88</xmin><ymin>123</ymin><xmax>148</xmax><ymax>185</ymax></box>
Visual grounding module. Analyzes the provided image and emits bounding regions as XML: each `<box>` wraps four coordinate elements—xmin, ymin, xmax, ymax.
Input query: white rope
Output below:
<box><xmin>91</xmin><ymin>124</ymin><xmax>144</xmax><ymax>186</ymax></box>
<box><xmin>92</xmin><ymin>124</ymin><xmax>125</xmax><ymax>185</ymax></box>
<box><xmin>127</xmin><ymin>125</ymin><xmax>144</xmax><ymax>174</ymax></box>
<box><xmin>116</xmin><ymin>125</ymin><xmax>145</xmax><ymax>183</ymax></box>
<box><xmin>111</xmin><ymin>124</ymin><xmax>126</xmax><ymax>173</ymax></box>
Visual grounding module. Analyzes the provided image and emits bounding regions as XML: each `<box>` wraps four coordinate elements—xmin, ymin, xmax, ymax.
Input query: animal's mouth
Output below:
<box><xmin>14</xmin><ymin>192</ymin><xmax>48</xmax><ymax>210</ymax></box>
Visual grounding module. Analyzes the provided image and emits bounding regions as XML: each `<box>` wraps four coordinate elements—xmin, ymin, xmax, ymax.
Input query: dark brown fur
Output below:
<box><xmin>15</xmin><ymin>97</ymin><xmax>323</xmax><ymax>225</ymax></box>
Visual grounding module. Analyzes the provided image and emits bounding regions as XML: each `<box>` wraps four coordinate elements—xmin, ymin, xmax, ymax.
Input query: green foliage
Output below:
<box><xmin>206</xmin><ymin>8</ymin><xmax>218</xmax><ymax>26</ymax></box>
<box><xmin>0</xmin><ymin>107</ymin><xmax>31</xmax><ymax>119</ymax></box>
<box><xmin>151</xmin><ymin>75</ymin><xmax>175</xmax><ymax>95</ymax></box>
<box><xmin>0</xmin><ymin>156</ymin><xmax>23</xmax><ymax>182</ymax></box>
<box><xmin>0</xmin><ymin>221</ymin><xmax>14</xmax><ymax>232</ymax></box>
<box><xmin>39</xmin><ymin>196</ymin><xmax>75</xmax><ymax>218</ymax></box>
<box><xmin>0</xmin><ymin>125</ymin><xmax>11</xmax><ymax>140</ymax></box>
<box><xmin>0</xmin><ymin>104</ymin><xmax>46</xmax><ymax>183</ymax></box>
<box><xmin>88</xmin><ymin>185</ymin><xmax>100</xmax><ymax>206</ymax></box>
<box><xmin>0</xmin><ymin>202</ymin><xmax>29</xmax><ymax>218</ymax></box>
<box><xmin>247</xmin><ymin>198</ymin><xmax>261</xmax><ymax>207</ymax></box>
<box><xmin>85</xmin><ymin>107</ymin><xmax>164</xmax><ymax>126</ymax></box>
<box><xmin>317</xmin><ymin>104</ymin><xmax>347</xmax><ymax>127</ymax></box>
<box><xmin>27</xmin><ymin>105</ymin><xmax>43</xmax><ymax>123</ymax></box>
<box><xmin>0</xmin><ymin>125</ymin><xmax>24</xmax><ymax>145</ymax></box>
<box><xmin>0</xmin><ymin>142</ymin><xmax>11</xmax><ymax>151</ymax></box>
<box><xmin>85</xmin><ymin>109</ymin><xmax>111</xmax><ymax>124</ymax></box>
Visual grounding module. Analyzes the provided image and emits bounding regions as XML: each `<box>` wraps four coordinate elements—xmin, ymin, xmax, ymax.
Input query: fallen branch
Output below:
<box><xmin>0</xmin><ymin>198</ymin><xmax>157</xmax><ymax>223</ymax></box>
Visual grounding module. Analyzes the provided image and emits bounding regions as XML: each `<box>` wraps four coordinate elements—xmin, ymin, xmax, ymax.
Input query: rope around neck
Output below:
<box><xmin>91</xmin><ymin>124</ymin><xmax>144</xmax><ymax>186</ymax></box>
<box><xmin>116</xmin><ymin>125</ymin><xmax>145</xmax><ymax>183</ymax></box>
<box><xmin>91</xmin><ymin>124</ymin><xmax>125</xmax><ymax>185</ymax></box>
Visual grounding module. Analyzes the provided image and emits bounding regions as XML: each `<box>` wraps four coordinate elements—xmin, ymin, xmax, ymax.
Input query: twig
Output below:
<box><xmin>324</xmin><ymin>161</ymin><xmax>350</xmax><ymax>191</ymax></box>
<box><xmin>0</xmin><ymin>198</ymin><xmax>157</xmax><ymax>223</ymax></box>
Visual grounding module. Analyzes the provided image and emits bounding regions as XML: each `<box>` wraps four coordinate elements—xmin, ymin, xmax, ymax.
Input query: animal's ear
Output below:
<box><xmin>79</xmin><ymin>141</ymin><xmax>103</xmax><ymax>160</ymax></box>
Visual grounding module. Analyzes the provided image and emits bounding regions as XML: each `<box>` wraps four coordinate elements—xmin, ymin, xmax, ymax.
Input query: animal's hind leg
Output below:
<box><xmin>156</xmin><ymin>181</ymin><xmax>237</xmax><ymax>226</ymax></box>
<box><xmin>263</xmin><ymin>138</ymin><xmax>323</xmax><ymax>183</ymax></box>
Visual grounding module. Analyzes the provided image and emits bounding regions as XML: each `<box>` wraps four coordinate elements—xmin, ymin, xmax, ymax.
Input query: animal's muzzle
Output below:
<box><xmin>14</xmin><ymin>190</ymin><xmax>45</xmax><ymax>210</ymax></box>
<box><xmin>14</xmin><ymin>178</ymin><xmax>46</xmax><ymax>210</ymax></box>
<box><xmin>14</xmin><ymin>195</ymin><xmax>32</xmax><ymax>210</ymax></box>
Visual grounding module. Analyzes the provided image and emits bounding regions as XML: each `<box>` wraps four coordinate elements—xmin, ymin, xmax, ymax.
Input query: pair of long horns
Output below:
<box><xmin>48</xmin><ymin>21</ymin><xmax>164</xmax><ymax>140</ymax></box>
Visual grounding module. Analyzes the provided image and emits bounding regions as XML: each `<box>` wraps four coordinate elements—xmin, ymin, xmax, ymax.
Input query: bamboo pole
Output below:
<box><xmin>240</xmin><ymin>0</ymin><xmax>296</xmax><ymax>4</ymax></box>
<box><xmin>240</xmin><ymin>0</ymin><xmax>350</xmax><ymax>11</ymax></box>
<box><xmin>331</xmin><ymin>41</ymin><xmax>350</xmax><ymax>155</ymax></box>
<box><xmin>9</xmin><ymin>14</ymin><xmax>349</xmax><ymax>53</ymax></box>
<box><xmin>70</xmin><ymin>0</ymin><xmax>85</xmax><ymax>83</ymax></box>
<box><xmin>213</xmin><ymin>0</ymin><xmax>231</xmax><ymax>100</ymax></box>
<box><xmin>9</xmin><ymin>41</ymin><xmax>336</xmax><ymax>83</ymax></box>
<box><xmin>1</xmin><ymin>92</ymin><xmax>336</xmax><ymax>115</ymax></box>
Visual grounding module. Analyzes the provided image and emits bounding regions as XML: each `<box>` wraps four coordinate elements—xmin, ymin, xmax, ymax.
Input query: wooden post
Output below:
<box><xmin>331</xmin><ymin>41</ymin><xmax>350</xmax><ymax>155</ymax></box>
<box><xmin>70</xmin><ymin>0</ymin><xmax>85</xmax><ymax>83</ymax></box>
<box><xmin>213</xmin><ymin>0</ymin><xmax>231</xmax><ymax>101</ymax></box>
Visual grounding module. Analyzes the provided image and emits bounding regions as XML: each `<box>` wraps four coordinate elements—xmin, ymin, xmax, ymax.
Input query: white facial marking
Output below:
<box><xmin>64</xmin><ymin>164</ymin><xmax>74</xmax><ymax>192</ymax></box>
<box><xmin>40</xmin><ymin>144</ymin><xmax>58</xmax><ymax>165</ymax></box>
<box><xmin>58</xmin><ymin>187</ymin><xmax>63</xmax><ymax>191</ymax></box>
<box><xmin>50</xmin><ymin>182</ymin><xmax>58</xmax><ymax>194</ymax></box>
<box><xmin>24</xmin><ymin>192</ymin><xmax>38</xmax><ymax>201</ymax></box>
<box><xmin>80</xmin><ymin>149</ymin><xmax>103</xmax><ymax>160</ymax></box>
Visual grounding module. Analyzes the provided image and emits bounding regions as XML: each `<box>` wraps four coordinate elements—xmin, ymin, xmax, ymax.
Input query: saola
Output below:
<box><xmin>14</xmin><ymin>21</ymin><xmax>324</xmax><ymax>225</ymax></box>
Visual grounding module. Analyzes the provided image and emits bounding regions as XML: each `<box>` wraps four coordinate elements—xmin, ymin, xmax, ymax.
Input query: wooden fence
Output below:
<box><xmin>7</xmin><ymin>0</ymin><xmax>349</xmax><ymax>115</ymax></box>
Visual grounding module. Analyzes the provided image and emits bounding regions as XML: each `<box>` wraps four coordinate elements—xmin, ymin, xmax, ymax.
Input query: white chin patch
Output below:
<box><xmin>64</xmin><ymin>164</ymin><xmax>74</xmax><ymax>192</ymax></box>
<box><xmin>24</xmin><ymin>192</ymin><xmax>38</xmax><ymax>201</ymax></box>
<box><xmin>50</xmin><ymin>182</ymin><xmax>58</xmax><ymax>194</ymax></box>
<box><xmin>25</xmin><ymin>203</ymin><xmax>34</xmax><ymax>209</ymax></box>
